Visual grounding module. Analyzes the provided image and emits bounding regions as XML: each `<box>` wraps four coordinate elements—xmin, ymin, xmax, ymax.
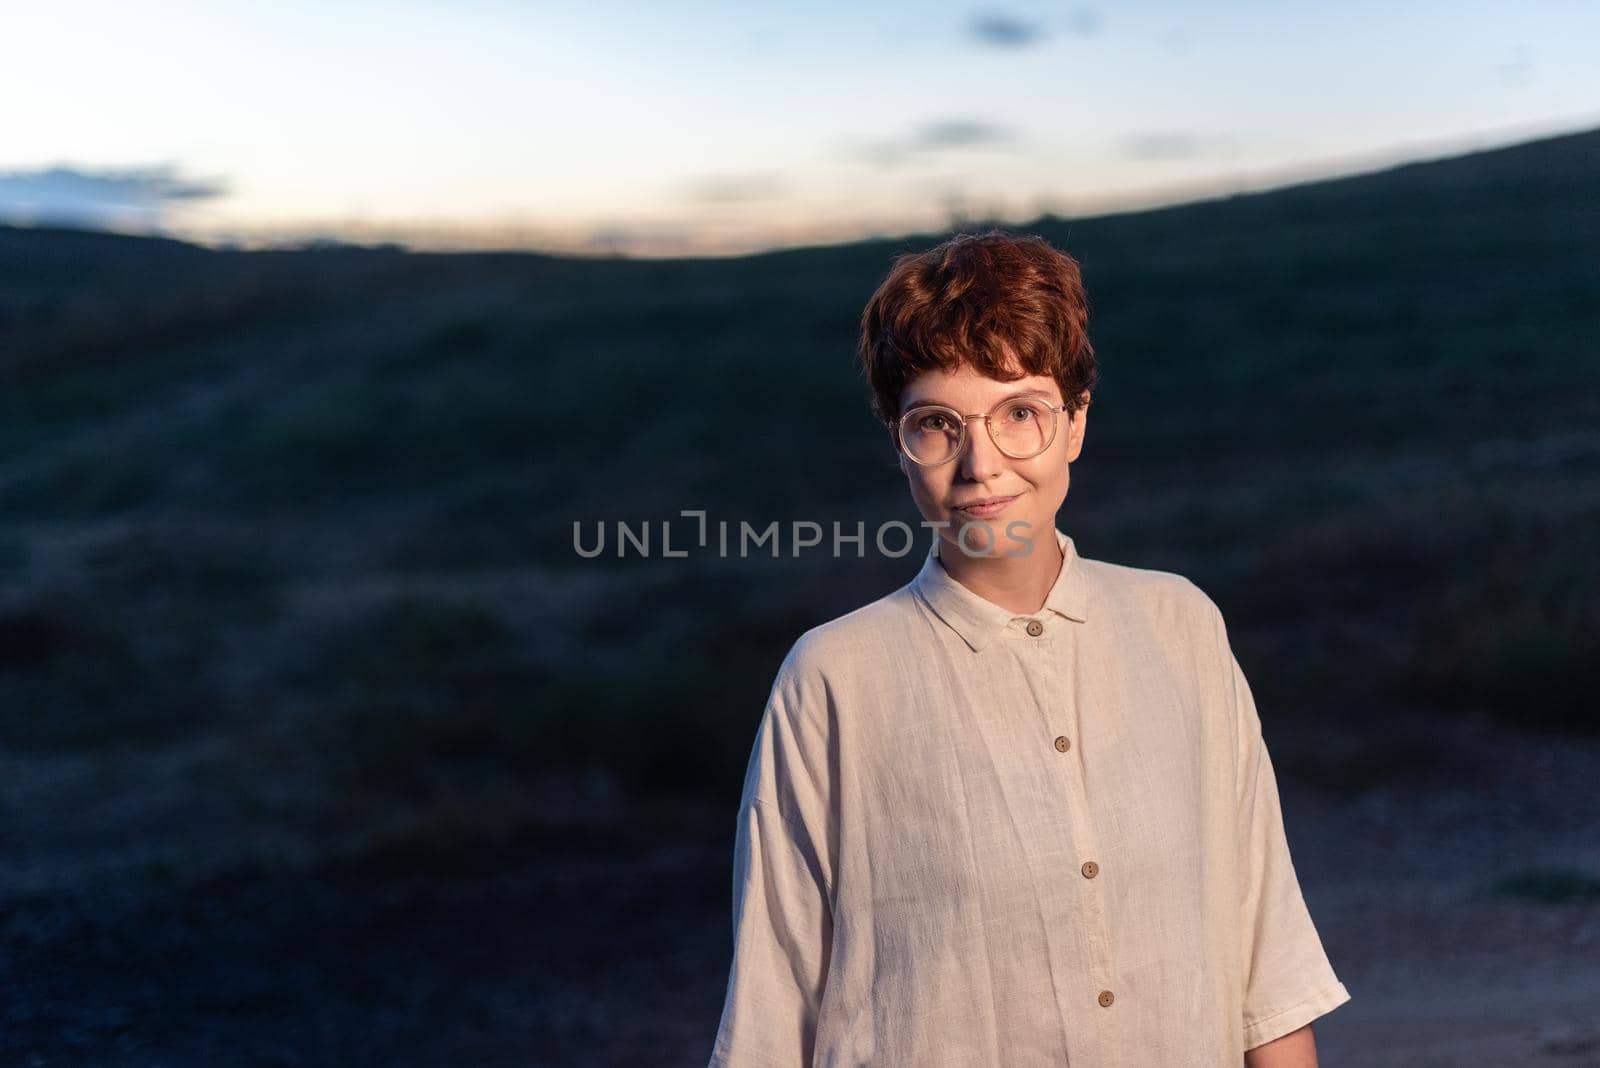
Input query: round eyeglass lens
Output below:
<box><xmin>990</xmin><ymin>397</ymin><xmax>1054</xmax><ymax>457</ymax></box>
<box><xmin>900</xmin><ymin>407</ymin><xmax>962</xmax><ymax>464</ymax></box>
<box><xmin>899</xmin><ymin>398</ymin><xmax>1057</xmax><ymax>464</ymax></box>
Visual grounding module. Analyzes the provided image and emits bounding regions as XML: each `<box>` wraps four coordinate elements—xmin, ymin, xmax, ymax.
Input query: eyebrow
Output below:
<box><xmin>902</xmin><ymin>388</ymin><xmax>1058</xmax><ymax>412</ymax></box>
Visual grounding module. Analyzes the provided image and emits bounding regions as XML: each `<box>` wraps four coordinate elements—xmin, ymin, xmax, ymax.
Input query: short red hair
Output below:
<box><xmin>856</xmin><ymin>229</ymin><xmax>1098</xmax><ymax>425</ymax></box>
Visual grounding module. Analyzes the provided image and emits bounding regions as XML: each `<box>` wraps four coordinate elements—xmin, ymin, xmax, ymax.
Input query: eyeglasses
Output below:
<box><xmin>890</xmin><ymin>395</ymin><xmax>1073</xmax><ymax>467</ymax></box>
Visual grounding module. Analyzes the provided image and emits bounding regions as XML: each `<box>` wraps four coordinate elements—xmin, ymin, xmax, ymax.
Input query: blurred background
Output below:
<box><xmin>2</xmin><ymin>2</ymin><xmax>1598</xmax><ymax>1065</ymax></box>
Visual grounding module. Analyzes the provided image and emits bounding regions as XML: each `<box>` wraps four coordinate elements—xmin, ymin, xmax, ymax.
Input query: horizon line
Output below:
<box><xmin>4</xmin><ymin>114</ymin><xmax>1595</xmax><ymax>261</ymax></box>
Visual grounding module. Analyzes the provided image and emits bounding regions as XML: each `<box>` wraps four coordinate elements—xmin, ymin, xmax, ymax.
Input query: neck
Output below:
<box><xmin>938</xmin><ymin>529</ymin><xmax>1064</xmax><ymax>616</ymax></box>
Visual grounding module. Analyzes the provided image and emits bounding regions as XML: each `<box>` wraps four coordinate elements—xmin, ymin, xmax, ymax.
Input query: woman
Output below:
<box><xmin>707</xmin><ymin>231</ymin><xmax>1350</xmax><ymax>1067</ymax></box>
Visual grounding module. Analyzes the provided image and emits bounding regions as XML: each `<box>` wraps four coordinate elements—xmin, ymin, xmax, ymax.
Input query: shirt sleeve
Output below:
<box><xmin>707</xmin><ymin>648</ymin><xmax>836</xmax><ymax>1067</ymax></box>
<box><xmin>1223</xmin><ymin>624</ymin><xmax>1352</xmax><ymax>1051</ymax></box>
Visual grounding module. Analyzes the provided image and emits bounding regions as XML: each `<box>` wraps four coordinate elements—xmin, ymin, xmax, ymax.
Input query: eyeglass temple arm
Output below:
<box><xmin>889</xmin><ymin>403</ymin><xmax>1072</xmax><ymax>426</ymax></box>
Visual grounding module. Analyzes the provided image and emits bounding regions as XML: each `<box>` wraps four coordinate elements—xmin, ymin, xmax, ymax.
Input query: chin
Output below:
<box><xmin>942</xmin><ymin>515</ymin><xmax>1026</xmax><ymax>555</ymax></box>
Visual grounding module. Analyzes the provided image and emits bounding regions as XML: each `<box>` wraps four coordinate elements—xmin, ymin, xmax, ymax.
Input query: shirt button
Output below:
<box><xmin>1081</xmin><ymin>860</ymin><xmax>1099</xmax><ymax>879</ymax></box>
<box><xmin>1053</xmin><ymin>735</ymin><xmax>1071</xmax><ymax>753</ymax></box>
<box><xmin>1025</xmin><ymin>619</ymin><xmax>1044</xmax><ymax>637</ymax></box>
<box><xmin>1098</xmin><ymin>990</ymin><xmax>1115</xmax><ymax>1008</ymax></box>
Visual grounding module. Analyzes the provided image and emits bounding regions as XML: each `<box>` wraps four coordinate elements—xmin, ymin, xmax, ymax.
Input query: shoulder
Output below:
<box><xmin>745</xmin><ymin>586</ymin><xmax>919</xmax><ymax>806</ymax></box>
<box><xmin>1077</xmin><ymin>553</ymin><xmax>1244</xmax><ymax>730</ymax></box>
<box><xmin>774</xmin><ymin>583</ymin><xmax>921</xmax><ymax>688</ymax></box>
<box><xmin>1078</xmin><ymin>551</ymin><xmax>1227</xmax><ymax>646</ymax></box>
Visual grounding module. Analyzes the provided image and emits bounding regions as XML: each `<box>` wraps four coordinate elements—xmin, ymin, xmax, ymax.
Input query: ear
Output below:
<box><xmin>1065</xmin><ymin>392</ymin><xmax>1089</xmax><ymax>462</ymax></box>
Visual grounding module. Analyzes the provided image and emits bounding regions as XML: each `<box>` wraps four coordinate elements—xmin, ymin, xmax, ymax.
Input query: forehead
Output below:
<box><xmin>899</xmin><ymin>364</ymin><xmax>1062</xmax><ymax>410</ymax></box>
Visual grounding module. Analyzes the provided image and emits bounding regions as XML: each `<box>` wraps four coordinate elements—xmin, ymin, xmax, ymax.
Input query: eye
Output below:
<box><xmin>1003</xmin><ymin>402</ymin><xmax>1038</xmax><ymax>423</ymax></box>
<box><xmin>914</xmin><ymin>412</ymin><xmax>953</xmax><ymax>432</ymax></box>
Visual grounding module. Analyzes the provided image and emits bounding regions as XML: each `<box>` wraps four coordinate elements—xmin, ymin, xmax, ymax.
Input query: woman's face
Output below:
<box><xmin>894</xmin><ymin>364</ymin><xmax>1087</xmax><ymax>558</ymax></box>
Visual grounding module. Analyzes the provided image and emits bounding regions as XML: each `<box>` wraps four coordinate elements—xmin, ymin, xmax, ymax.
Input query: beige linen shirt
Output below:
<box><xmin>707</xmin><ymin>527</ymin><xmax>1350</xmax><ymax>1067</ymax></box>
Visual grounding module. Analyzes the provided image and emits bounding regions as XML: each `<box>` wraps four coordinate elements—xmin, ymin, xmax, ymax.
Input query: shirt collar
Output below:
<box><xmin>911</xmin><ymin>526</ymin><xmax>1088</xmax><ymax>653</ymax></box>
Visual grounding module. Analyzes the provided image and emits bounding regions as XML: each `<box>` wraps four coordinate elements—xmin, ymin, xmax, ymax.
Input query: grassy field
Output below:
<box><xmin>1</xmin><ymin>124</ymin><xmax>1597</xmax><ymax>1064</ymax></box>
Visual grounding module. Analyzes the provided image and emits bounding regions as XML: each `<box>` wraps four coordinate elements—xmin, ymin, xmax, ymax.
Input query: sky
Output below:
<box><xmin>2</xmin><ymin>0</ymin><xmax>1597</xmax><ymax>256</ymax></box>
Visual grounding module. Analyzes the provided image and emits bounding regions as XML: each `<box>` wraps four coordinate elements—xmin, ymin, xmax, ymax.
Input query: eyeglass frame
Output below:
<box><xmin>887</xmin><ymin>395</ymin><xmax>1076</xmax><ymax>467</ymax></box>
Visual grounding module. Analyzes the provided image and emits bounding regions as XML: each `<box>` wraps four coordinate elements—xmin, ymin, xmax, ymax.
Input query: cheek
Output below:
<box><xmin>904</xmin><ymin>466</ymin><xmax>947</xmax><ymax>506</ymax></box>
<box><xmin>1022</xmin><ymin>458</ymin><xmax>1070</xmax><ymax>507</ymax></box>
<box><xmin>1022</xmin><ymin>456</ymin><xmax>1064</xmax><ymax>487</ymax></box>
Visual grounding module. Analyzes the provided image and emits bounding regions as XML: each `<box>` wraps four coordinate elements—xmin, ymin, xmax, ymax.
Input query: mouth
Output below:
<box><xmin>951</xmin><ymin>494</ymin><xmax>1019</xmax><ymax>518</ymax></box>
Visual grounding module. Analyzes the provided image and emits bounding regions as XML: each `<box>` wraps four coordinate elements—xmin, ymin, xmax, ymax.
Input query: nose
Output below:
<box><xmin>958</xmin><ymin>416</ymin><xmax>1006</xmax><ymax>482</ymax></box>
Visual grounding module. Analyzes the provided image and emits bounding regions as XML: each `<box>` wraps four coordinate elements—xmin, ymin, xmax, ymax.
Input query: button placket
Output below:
<box><xmin>993</xmin><ymin>601</ymin><xmax>1119</xmax><ymax>1054</ymax></box>
<box><xmin>1037</xmin><ymin>627</ymin><xmax>1122</xmax><ymax>1059</ymax></box>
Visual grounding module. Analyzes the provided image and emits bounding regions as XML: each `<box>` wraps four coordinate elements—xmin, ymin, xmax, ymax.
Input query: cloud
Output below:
<box><xmin>680</xmin><ymin>173</ymin><xmax>788</xmax><ymax>204</ymax></box>
<box><xmin>848</xmin><ymin>118</ymin><xmax>1017</xmax><ymax>168</ymax></box>
<box><xmin>915</xmin><ymin>119</ymin><xmax>1013</xmax><ymax>149</ymax></box>
<box><xmin>1495</xmin><ymin>45</ymin><xmax>1533</xmax><ymax>87</ymax></box>
<box><xmin>1064</xmin><ymin>8</ymin><xmax>1102</xmax><ymax>36</ymax></box>
<box><xmin>1122</xmin><ymin>132</ymin><xmax>1211</xmax><ymax>160</ymax></box>
<box><xmin>0</xmin><ymin>163</ymin><xmax>226</xmax><ymax>230</ymax></box>
<box><xmin>969</xmin><ymin>12</ymin><xmax>1044</xmax><ymax>48</ymax></box>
